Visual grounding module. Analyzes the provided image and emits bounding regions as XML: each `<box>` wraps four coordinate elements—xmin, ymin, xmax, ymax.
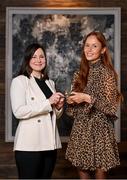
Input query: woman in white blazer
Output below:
<box><xmin>10</xmin><ymin>43</ymin><xmax>64</xmax><ymax>179</ymax></box>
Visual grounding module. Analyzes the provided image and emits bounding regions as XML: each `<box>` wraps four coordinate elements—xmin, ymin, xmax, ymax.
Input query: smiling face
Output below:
<box><xmin>29</xmin><ymin>48</ymin><xmax>46</xmax><ymax>77</ymax></box>
<box><xmin>84</xmin><ymin>35</ymin><xmax>106</xmax><ymax>63</ymax></box>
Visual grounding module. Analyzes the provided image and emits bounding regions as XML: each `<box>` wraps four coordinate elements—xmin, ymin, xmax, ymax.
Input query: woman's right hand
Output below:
<box><xmin>67</xmin><ymin>91</ymin><xmax>91</xmax><ymax>104</ymax></box>
<box><xmin>66</xmin><ymin>95</ymin><xmax>75</xmax><ymax>104</ymax></box>
<box><xmin>49</xmin><ymin>92</ymin><xmax>64</xmax><ymax>105</ymax></box>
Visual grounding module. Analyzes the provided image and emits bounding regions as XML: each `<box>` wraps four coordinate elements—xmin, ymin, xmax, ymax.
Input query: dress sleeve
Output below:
<box><xmin>66</xmin><ymin>70</ymin><xmax>119</xmax><ymax>119</ymax></box>
<box><xmin>93</xmin><ymin>70</ymin><xmax>119</xmax><ymax>116</ymax></box>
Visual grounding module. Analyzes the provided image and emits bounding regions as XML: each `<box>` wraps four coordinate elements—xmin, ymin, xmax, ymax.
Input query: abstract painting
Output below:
<box><xmin>5</xmin><ymin>7</ymin><xmax>121</xmax><ymax>142</ymax></box>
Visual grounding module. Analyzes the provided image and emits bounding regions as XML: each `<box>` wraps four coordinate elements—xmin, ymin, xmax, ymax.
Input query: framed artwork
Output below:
<box><xmin>5</xmin><ymin>7</ymin><xmax>121</xmax><ymax>142</ymax></box>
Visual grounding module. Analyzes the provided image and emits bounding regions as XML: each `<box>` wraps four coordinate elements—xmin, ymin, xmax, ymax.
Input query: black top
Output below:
<box><xmin>34</xmin><ymin>77</ymin><xmax>53</xmax><ymax>98</ymax></box>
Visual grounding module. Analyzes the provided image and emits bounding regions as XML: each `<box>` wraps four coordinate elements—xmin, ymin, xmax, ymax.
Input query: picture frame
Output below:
<box><xmin>5</xmin><ymin>7</ymin><xmax>121</xmax><ymax>142</ymax></box>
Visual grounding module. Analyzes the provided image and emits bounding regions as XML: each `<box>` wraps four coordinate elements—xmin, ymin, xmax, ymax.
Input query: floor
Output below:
<box><xmin>0</xmin><ymin>143</ymin><xmax>127</xmax><ymax>179</ymax></box>
<box><xmin>52</xmin><ymin>144</ymin><xmax>127</xmax><ymax>179</ymax></box>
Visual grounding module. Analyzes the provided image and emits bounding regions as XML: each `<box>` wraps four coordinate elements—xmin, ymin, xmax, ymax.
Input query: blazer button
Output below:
<box><xmin>38</xmin><ymin>119</ymin><xmax>41</xmax><ymax>123</ymax></box>
<box><xmin>31</xmin><ymin>97</ymin><xmax>34</xmax><ymax>100</ymax></box>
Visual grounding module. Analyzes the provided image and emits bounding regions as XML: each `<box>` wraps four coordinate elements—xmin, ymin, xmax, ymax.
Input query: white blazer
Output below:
<box><xmin>10</xmin><ymin>74</ymin><xmax>62</xmax><ymax>151</ymax></box>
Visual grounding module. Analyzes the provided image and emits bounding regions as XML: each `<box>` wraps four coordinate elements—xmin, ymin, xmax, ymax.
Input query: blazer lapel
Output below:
<box><xmin>29</xmin><ymin>75</ymin><xmax>46</xmax><ymax>99</ymax></box>
<box><xmin>29</xmin><ymin>74</ymin><xmax>55</xmax><ymax>99</ymax></box>
<box><xmin>45</xmin><ymin>80</ymin><xmax>56</xmax><ymax>93</ymax></box>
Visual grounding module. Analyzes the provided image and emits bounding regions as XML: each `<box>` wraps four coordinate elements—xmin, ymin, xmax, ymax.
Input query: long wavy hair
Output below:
<box><xmin>74</xmin><ymin>31</ymin><xmax>118</xmax><ymax>91</ymax></box>
<box><xmin>17</xmin><ymin>43</ymin><xmax>48</xmax><ymax>79</ymax></box>
<box><xmin>73</xmin><ymin>31</ymin><xmax>122</xmax><ymax>101</ymax></box>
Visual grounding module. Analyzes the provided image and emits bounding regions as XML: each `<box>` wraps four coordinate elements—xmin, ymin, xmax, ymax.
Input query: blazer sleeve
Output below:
<box><xmin>10</xmin><ymin>77</ymin><xmax>52</xmax><ymax>119</ymax></box>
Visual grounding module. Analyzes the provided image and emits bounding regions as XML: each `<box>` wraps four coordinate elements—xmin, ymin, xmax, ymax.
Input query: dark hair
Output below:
<box><xmin>17</xmin><ymin>43</ymin><xmax>48</xmax><ymax>79</ymax></box>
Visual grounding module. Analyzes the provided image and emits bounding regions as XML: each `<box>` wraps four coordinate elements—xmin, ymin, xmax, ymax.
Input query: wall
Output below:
<box><xmin>0</xmin><ymin>0</ymin><xmax>127</xmax><ymax>179</ymax></box>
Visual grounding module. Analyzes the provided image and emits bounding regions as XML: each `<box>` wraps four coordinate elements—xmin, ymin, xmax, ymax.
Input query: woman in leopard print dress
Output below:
<box><xmin>65</xmin><ymin>31</ymin><xmax>121</xmax><ymax>179</ymax></box>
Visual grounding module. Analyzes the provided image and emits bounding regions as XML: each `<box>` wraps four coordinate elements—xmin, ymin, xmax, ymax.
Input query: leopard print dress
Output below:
<box><xmin>65</xmin><ymin>60</ymin><xmax>120</xmax><ymax>172</ymax></box>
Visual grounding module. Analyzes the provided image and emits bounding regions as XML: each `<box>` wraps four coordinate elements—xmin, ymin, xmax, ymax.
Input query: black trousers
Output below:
<box><xmin>15</xmin><ymin>150</ymin><xmax>57</xmax><ymax>179</ymax></box>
